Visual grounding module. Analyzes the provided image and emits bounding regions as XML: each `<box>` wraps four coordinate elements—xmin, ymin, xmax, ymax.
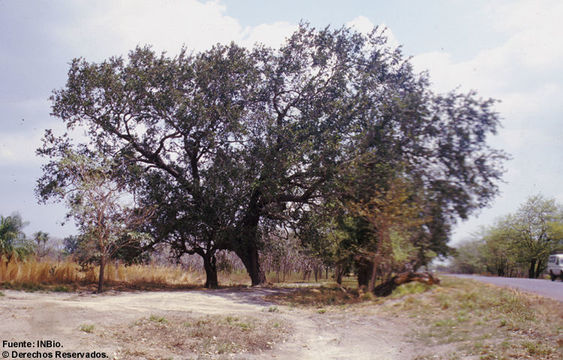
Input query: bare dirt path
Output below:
<box><xmin>0</xmin><ymin>288</ymin><xmax>415</xmax><ymax>359</ymax></box>
<box><xmin>266</xmin><ymin>310</ymin><xmax>410</xmax><ymax>360</ymax></box>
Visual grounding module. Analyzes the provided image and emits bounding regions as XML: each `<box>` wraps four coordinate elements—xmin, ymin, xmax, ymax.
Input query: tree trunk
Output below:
<box><xmin>335</xmin><ymin>266</ymin><xmax>343</xmax><ymax>285</ymax></box>
<box><xmin>356</xmin><ymin>260</ymin><xmax>372</xmax><ymax>288</ymax></box>
<box><xmin>235</xmin><ymin>200</ymin><xmax>267</xmax><ymax>286</ymax></box>
<box><xmin>334</xmin><ymin>263</ymin><xmax>347</xmax><ymax>285</ymax></box>
<box><xmin>235</xmin><ymin>242</ymin><xmax>267</xmax><ymax>286</ymax></box>
<box><xmin>528</xmin><ymin>259</ymin><xmax>537</xmax><ymax>278</ymax></box>
<box><xmin>368</xmin><ymin>256</ymin><xmax>378</xmax><ymax>293</ymax></box>
<box><xmin>535</xmin><ymin>259</ymin><xmax>545</xmax><ymax>279</ymax></box>
<box><xmin>202</xmin><ymin>253</ymin><xmax>219</xmax><ymax>289</ymax></box>
<box><xmin>97</xmin><ymin>255</ymin><xmax>106</xmax><ymax>294</ymax></box>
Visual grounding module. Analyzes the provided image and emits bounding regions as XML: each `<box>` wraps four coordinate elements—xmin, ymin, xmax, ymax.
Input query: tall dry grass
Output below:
<box><xmin>0</xmin><ymin>256</ymin><xmax>200</xmax><ymax>289</ymax></box>
<box><xmin>0</xmin><ymin>255</ymin><xmax>327</xmax><ymax>290</ymax></box>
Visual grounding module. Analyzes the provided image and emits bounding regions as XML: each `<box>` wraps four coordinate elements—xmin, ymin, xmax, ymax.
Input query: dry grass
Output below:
<box><xmin>217</xmin><ymin>270</ymin><xmax>252</xmax><ymax>286</ymax></box>
<box><xmin>218</xmin><ymin>270</ymin><xmax>328</xmax><ymax>287</ymax></box>
<box><xmin>382</xmin><ymin>277</ymin><xmax>563</xmax><ymax>359</ymax></box>
<box><xmin>0</xmin><ymin>257</ymin><xmax>330</xmax><ymax>291</ymax></box>
<box><xmin>110</xmin><ymin>313</ymin><xmax>289</xmax><ymax>359</ymax></box>
<box><xmin>267</xmin><ymin>277</ymin><xmax>562</xmax><ymax>359</ymax></box>
<box><xmin>0</xmin><ymin>256</ymin><xmax>198</xmax><ymax>290</ymax></box>
<box><xmin>266</xmin><ymin>285</ymin><xmax>368</xmax><ymax>307</ymax></box>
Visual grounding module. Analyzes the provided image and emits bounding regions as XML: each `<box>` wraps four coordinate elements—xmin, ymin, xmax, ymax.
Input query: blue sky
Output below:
<box><xmin>1</xmin><ymin>0</ymin><xmax>562</xmax><ymax>245</ymax></box>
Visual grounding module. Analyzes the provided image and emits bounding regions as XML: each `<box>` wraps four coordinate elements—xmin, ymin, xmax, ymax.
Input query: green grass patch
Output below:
<box><xmin>79</xmin><ymin>324</ymin><xmax>95</xmax><ymax>333</ymax></box>
<box><xmin>148</xmin><ymin>314</ymin><xmax>168</xmax><ymax>324</ymax></box>
<box><xmin>52</xmin><ymin>285</ymin><xmax>71</xmax><ymax>292</ymax></box>
<box><xmin>390</xmin><ymin>282</ymin><xmax>434</xmax><ymax>298</ymax></box>
<box><xmin>521</xmin><ymin>340</ymin><xmax>555</xmax><ymax>357</ymax></box>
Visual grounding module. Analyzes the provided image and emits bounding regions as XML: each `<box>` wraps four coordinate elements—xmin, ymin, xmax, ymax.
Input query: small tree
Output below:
<box><xmin>33</xmin><ymin>231</ymin><xmax>49</xmax><ymax>257</ymax></box>
<box><xmin>37</xmin><ymin>150</ymin><xmax>153</xmax><ymax>292</ymax></box>
<box><xmin>346</xmin><ymin>178</ymin><xmax>429</xmax><ymax>292</ymax></box>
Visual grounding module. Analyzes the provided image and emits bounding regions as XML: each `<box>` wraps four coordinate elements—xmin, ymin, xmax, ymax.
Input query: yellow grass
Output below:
<box><xmin>0</xmin><ymin>256</ymin><xmax>199</xmax><ymax>289</ymax></box>
<box><xmin>0</xmin><ymin>256</ymin><xmax>328</xmax><ymax>290</ymax></box>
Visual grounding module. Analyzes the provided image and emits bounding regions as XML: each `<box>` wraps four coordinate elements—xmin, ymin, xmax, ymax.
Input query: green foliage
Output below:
<box><xmin>390</xmin><ymin>282</ymin><xmax>434</xmax><ymax>298</ymax></box>
<box><xmin>452</xmin><ymin>195</ymin><xmax>563</xmax><ymax>278</ymax></box>
<box><xmin>62</xmin><ymin>235</ymin><xmax>81</xmax><ymax>256</ymax></box>
<box><xmin>53</xmin><ymin>285</ymin><xmax>70</xmax><ymax>292</ymax></box>
<box><xmin>450</xmin><ymin>238</ymin><xmax>487</xmax><ymax>274</ymax></box>
<box><xmin>0</xmin><ymin>213</ymin><xmax>25</xmax><ymax>254</ymax></box>
<box><xmin>149</xmin><ymin>315</ymin><xmax>168</xmax><ymax>324</ymax></box>
<box><xmin>0</xmin><ymin>213</ymin><xmax>34</xmax><ymax>260</ymax></box>
<box><xmin>40</xmin><ymin>23</ymin><xmax>507</xmax><ymax>287</ymax></box>
<box><xmin>510</xmin><ymin>195</ymin><xmax>563</xmax><ymax>277</ymax></box>
<box><xmin>33</xmin><ymin>231</ymin><xmax>49</xmax><ymax>246</ymax></box>
<box><xmin>79</xmin><ymin>324</ymin><xmax>95</xmax><ymax>333</ymax></box>
<box><xmin>36</xmin><ymin>150</ymin><xmax>153</xmax><ymax>292</ymax></box>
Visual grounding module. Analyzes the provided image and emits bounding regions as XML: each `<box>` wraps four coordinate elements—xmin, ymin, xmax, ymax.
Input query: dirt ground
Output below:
<box><xmin>0</xmin><ymin>288</ymin><xmax>418</xmax><ymax>360</ymax></box>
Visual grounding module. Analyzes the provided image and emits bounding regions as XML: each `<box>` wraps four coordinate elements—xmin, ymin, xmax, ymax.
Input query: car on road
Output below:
<box><xmin>547</xmin><ymin>254</ymin><xmax>563</xmax><ymax>281</ymax></box>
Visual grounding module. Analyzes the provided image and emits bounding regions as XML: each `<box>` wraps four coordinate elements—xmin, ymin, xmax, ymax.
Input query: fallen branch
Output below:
<box><xmin>373</xmin><ymin>272</ymin><xmax>440</xmax><ymax>297</ymax></box>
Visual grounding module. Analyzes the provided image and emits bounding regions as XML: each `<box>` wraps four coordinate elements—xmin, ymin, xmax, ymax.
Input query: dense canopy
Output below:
<box><xmin>37</xmin><ymin>24</ymin><xmax>507</xmax><ymax>287</ymax></box>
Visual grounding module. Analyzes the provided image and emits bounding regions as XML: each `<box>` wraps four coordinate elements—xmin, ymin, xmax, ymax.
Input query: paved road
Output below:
<box><xmin>445</xmin><ymin>274</ymin><xmax>563</xmax><ymax>302</ymax></box>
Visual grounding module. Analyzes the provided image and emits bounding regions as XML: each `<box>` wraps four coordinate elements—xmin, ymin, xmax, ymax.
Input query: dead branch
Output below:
<box><xmin>373</xmin><ymin>272</ymin><xmax>440</xmax><ymax>297</ymax></box>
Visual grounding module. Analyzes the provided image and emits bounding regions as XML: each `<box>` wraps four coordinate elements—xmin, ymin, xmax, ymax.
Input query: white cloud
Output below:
<box><xmin>407</xmin><ymin>0</ymin><xmax>563</xmax><ymax>244</ymax></box>
<box><xmin>410</xmin><ymin>0</ymin><xmax>563</xmax><ymax>141</ymax></box>
<box><xmin>413</xmin><ymin>1</ymin><xmax>563</xmax><ymax>92</ymax></box>
<box><xmin>241</xmin><ymin>22</ymin><xmax>297</xmax><ymax>49</ymax></box>
<box><xmin>52</xmin><ymin>0</ymin><xmax>237</xmax><ymax>58</ymax></box>
<box><xmin>51</xmin><ymin>0</ymin><xmax>297</xmax><ymax>60</ymax></box>
<box><xmin>346</xmin><ymin>16</ymin><xmax>400</xmax><ymax>50</ymax></box>
<box><xmin>2</xmin><ymin>0</ymin><xmax>299</xmax><ymax>166</ymax></box>
<box><xmin>346</xmin><ymin>16</ymin><xmax>374</xmax><ymax>34</ymax></box>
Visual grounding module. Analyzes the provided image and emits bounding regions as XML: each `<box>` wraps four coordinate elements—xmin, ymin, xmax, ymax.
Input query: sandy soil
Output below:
<box><xmin>0</xmin><ymin>288</ymin><xmax>417</xmax><ymax>359</ymax></box>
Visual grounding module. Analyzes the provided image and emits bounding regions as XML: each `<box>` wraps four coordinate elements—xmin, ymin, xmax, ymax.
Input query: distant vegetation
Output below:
<box><xmin>451</xmin><ymin>195</ymin><xmax>563</xmax><ymax>278</ymax></box>
<box><xmin>0</xmin><ymin>213</ymin><xmax>34</xmax><ymax>260</ymax></box>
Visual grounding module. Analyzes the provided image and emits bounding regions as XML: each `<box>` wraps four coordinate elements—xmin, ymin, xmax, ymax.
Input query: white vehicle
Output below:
<box><xmin>547</xmin><ymin>254</ymin><xmax>563</xmax><ymax>281</ymax></box>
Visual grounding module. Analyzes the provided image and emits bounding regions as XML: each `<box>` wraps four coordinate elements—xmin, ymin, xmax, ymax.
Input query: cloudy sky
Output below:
<box><xmin>1</xmin><ymin>0</ymin><xmax>561</xmax><ymax>245</ymax></box>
